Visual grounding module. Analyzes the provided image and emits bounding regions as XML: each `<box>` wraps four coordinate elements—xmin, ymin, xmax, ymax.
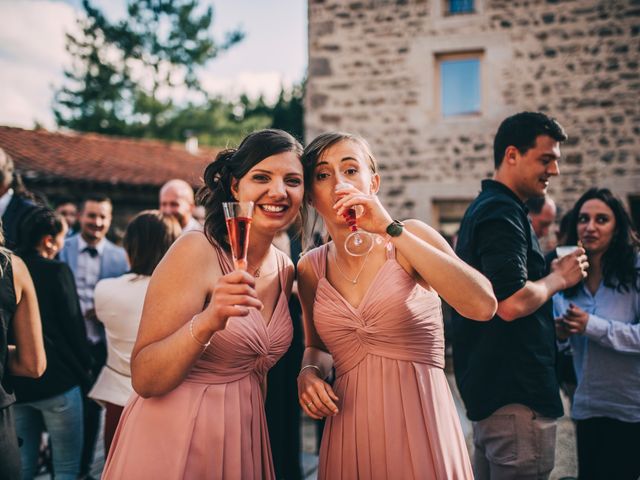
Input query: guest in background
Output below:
<box><xmin>58</xmin><ymin>194</ymin><xmax>128</xmax><ymax>480</ymax></box>
<box><xmin>526</xmin><ymin>194</ymin><xmax>557</xmax><ymax>253</ymax></box>
<box><xmin>0</xmin><ymin>220</ymin><xmax>46</xmax><ymax>479</ymax></box>
<box><xmin>0</xmin><ymin>147</ymin><xmax>35</xmax><ymax>250</ymax></box>
<box><xmin>12</xmin><ymin>207</ymin><xmax>92</xmax><ymax>480</ymax></box>
<box><xmin>89</xmin><ymin>211</ymin><xmax>181</xmax><ymax>456</ymax></box>
<box><xmin>55</xmin><ymin>199</ymin><xmax>79</xmax><ymax>237</ymax></box>
<box><xmin>554</xmin><ymin>188</ymin><xmax>640</xmax><ymax>480</ymax></box>
<box><xmin>159</xmin><ymin>179</ymin><xmax>202</xmax><ymax>233</ymax></box>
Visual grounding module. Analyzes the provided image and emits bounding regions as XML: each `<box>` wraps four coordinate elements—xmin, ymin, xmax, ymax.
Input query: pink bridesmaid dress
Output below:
<box><xmin>102</xmin><ymin>244</ymin><xmax>293</xmax><ymax>479</ymax></box>
<box><xmin>308</xmin><ymin>243</ymin><xmax>473</xmax><ymax>480</ymax></box>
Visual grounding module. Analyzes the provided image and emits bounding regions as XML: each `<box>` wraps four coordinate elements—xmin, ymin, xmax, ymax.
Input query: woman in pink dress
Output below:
<box><xmin>297</xmin><ymin>132</ymin><xmax>497</xmax><ymax>480</ymax></box>
<box><xmin>102</xmin><ymin>129</ymin><xmax>305</xmax><ymax>479</ymax></box>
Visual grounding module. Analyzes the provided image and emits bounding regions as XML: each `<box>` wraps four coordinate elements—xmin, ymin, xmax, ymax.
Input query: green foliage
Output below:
<box><xmin>54</xmin><ymin>0</ymin><xmax>242</xmax><ymax>137</ymax></box>
<box><xmin>53</xmin><ymin>0</ymin><xmax>305</xmax><ymax>147</ymax></box>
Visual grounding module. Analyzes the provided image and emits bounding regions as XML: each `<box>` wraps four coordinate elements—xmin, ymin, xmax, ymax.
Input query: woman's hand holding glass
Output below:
<box><xmin>297</xmin><ymin>368</ymin><xmax>339</xmax><ymax>420</ymax></box>
<box><xmin>333</xmin><ymin>183</ymin><xmax>393</xmax><ymax>238</ymax></box>
<box><xmin>199</xmin><ymin>270</ymin><xmax>263</xmax><ymax>333</ymax></box>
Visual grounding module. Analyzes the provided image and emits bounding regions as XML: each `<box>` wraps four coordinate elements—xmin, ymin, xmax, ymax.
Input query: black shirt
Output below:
<box><xmin>0</xmin><ymin>254</ymin><xmax>16</xmax><ymax>409</ymax></box>
<box><xmin>452</xmin><ymin>180</ymin><xmax>563</xmax><ymax>421</ymax></box>
<box><xmin>10</xmin><ymin>253</ymin><xmax>92</xmax><ymax>403</ymax></box>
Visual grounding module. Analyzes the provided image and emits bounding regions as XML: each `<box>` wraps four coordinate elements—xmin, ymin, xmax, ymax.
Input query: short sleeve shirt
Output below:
<box><xmin>452</xmin><ymin>180</ymin><xmax>563</xmax><ymax>421</ymax></box>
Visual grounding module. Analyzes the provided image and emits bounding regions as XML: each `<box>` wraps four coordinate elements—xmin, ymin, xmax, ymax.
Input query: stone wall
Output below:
<box><xmin>306</xmin><ymin>0</ymin><xmax>640</xmax><ymax>229</ymax></box>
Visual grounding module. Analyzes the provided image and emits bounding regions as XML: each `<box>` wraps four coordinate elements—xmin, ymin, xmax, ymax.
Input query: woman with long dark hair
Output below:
<box><xmin>554</xmin><ymin>187</ymin><xmax>640</xmax><ymax>480</ymax></box>
<box><xmin>103</xmin><ymin>129</ymin><xmax>305</xmax><ymax>479</ymax></box>
<box><xmin>12</xmin><ymin>206</ymin><xmax>91</xmax><ymax>480</ymax></box>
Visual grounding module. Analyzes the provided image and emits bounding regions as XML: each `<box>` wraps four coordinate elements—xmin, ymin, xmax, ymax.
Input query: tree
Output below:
<box><xmin>54</xmin><ymin>0</ymin><xmax>243</xmax><ymax>136</ymax></box>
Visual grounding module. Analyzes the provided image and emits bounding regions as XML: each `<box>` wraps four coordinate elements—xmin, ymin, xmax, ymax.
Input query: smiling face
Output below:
<box><xmin>79</xmin><ymin>200</ymin><xmax>112</xmax><ymax>245</ymax></box>
<box><xmin>310</xmin><ymin>139</ymin><xmax>379</xmax><ymax>224</ymax></box>
<box><xmin>508</xmin><ymin>135</ymin><xmax>561</xmax><ymax>200</ymax></box>
<box><xmin>577</xmin><ymin>199</ymin><xmax>617</xmax><ymax>256</ymax></box>
<box><xmin>231</xmin><ymin>151</ymin><xmax>304</xmax><ymax>235</ymax></box>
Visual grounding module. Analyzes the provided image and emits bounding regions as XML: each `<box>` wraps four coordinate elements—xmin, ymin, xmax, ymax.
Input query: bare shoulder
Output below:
<box><xmin>297</xmin><ymin>247</ymin><xmax>320</xmax><ymax>284</ymax></box>
<box><xmin>151</xmin><ymin>231</ymin><xmax>223</xmax><ymax>298</ymax></box>
<box><xmin>10</xmin><ymin>254</ymin><xmax>28</xmax><ymax>288</ymax></box>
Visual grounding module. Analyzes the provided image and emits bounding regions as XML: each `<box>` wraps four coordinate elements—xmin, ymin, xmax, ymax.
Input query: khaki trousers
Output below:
<box><xmin>472</xmin><ymin>403</ymin><xmax>557</xmax><ymax>480</ymax></box>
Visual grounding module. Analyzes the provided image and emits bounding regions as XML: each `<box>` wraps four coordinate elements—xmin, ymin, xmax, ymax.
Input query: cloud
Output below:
<box><xmin>0</xmin><ymin>0</ymin><xmax>78</xmax><ymax>128</ymax></box>
<box><xmin>200</xmin><ymin>71</ymin><xmax>296</xmax><ymax>104</ymax></box>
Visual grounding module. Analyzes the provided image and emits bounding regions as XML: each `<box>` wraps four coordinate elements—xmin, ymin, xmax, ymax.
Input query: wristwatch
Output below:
<box><xmin>385</xmin><ymin>219</ymin><xmax>405</xmax><ymax>237</ymax></box>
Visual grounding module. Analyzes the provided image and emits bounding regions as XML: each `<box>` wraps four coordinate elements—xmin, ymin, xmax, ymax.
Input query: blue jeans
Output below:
<box><xmin>14</xmin><ymin>386</ymin><xmax>84</xmax><ymax>480</ymax></box>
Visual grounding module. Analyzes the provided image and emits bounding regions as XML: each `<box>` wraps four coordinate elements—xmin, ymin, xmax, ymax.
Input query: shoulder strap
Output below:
<box><xmin>275</xmin><ymin>247</ymin><xmax>288</xmax><ymax>291</ymax></box>
<box><xmin>305</xmin><ymin>243</ymin><xmax>328</xmax><ymax>280</ymax></box>
<box><xmin>211</xmin><ymin>240</ymin><xmax>233</xmax><ymax>275</ymax></box>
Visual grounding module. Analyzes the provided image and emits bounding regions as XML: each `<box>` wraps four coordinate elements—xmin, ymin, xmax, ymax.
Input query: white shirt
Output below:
<box><xmin>89</xmin><ymin>273</ymin><xmax>150</xmax><ymax>406</ymax></box>
<box><xmin>182</xmin><ymin>216</ymin><xmax>203</xmax><ymax>233</ymax></box>
<box><xmin>76</xmin><ymin>236</ymin><xmax>106</xmax><ymax>344</ymax></box>
<box><xmin>0</xmin><ymin>189</ymin><xmax>14</xmax><ymax>217</ymax></box>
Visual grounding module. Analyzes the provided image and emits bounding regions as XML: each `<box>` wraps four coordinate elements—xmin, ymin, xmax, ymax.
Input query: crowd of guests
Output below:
<box><xmin>0</xmin><ymin>110</ymin><xmax>638</xmax><ymax>480</ymax></box>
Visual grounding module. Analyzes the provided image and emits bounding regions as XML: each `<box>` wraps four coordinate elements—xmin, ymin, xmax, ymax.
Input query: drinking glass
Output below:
<box><xmin>556</xmin><ymin>245</ymin><xmax>579</xmax><ymax>258</ymax></box>
<box><xmin>335</xmin><ymin>183</ymin><xmax>374</xmax><ymax>256</ymax></box>
<box><xmin>222</xmin><ymin>201</ymin><xmax>254</xmax><ymax>270</ymax></box>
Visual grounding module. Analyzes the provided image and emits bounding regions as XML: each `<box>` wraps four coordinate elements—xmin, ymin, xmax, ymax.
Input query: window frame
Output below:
<box><xmin>435</xmin><ymin>50</ymin><xmax>484</xmax><ymax>119</ymax></box>
<box><xmin>446</xmin><ymin>0</ymin><xmax>476</xmax><ymax>15</ymax></box>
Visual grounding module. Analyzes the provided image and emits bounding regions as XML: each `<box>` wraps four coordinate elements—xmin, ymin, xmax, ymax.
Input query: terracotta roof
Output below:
<box><xmin>0</xmin><ymin>126</ymin><xmax>219</xmax><ymax>187</ymax></box>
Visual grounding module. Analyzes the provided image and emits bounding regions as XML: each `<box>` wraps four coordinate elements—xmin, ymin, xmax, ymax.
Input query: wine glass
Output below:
<box><xmin>222</xmin><ymin>201</ymin><xmax>254</xmax><ymax>270</ymax></box>
<box><xmin>334</xmin><ymin>183</ymin><xmax>374</xmax><ymax>256</ymax></box>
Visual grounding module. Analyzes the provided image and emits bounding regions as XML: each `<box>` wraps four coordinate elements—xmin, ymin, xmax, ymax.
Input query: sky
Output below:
<box><xmin>0</xmin><ymin>0</ymin><xmax>307</xmax><ymax>129</ymax></box>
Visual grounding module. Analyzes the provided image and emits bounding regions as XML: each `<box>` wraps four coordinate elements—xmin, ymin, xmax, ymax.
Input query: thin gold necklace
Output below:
<box><xmin>332</xmin><ymin>246</ymin><xmax>371</xmax><ymax>284</ymax></box>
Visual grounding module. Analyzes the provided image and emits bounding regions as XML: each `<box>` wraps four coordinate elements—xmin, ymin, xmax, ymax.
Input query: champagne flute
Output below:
<box><xmin>335</xmin><ymin>183</ymin><xmax>374</xmax><ymax>256</ymax></box>
<box><xmin>222</xmin><ymin>201</ymin><xmax>254</xmax><ymax>270</ymax></box>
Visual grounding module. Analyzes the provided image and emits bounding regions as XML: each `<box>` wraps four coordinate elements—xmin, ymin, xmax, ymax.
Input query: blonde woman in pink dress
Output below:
<box><xmin>297</xmin><ymin>132</ymin><xmax>497</xmax><ymax>480</ymax></box>
<box><xmin>102</xmin><ymin>129</ymin><xmax>305</xmax><ymax>479</ymax></box>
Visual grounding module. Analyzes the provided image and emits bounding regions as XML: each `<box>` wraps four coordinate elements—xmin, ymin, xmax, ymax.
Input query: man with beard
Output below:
<box><xmin>59</xmin><ymin>194</ymin><xmax>128</xmax><ymax>479</ymax></box>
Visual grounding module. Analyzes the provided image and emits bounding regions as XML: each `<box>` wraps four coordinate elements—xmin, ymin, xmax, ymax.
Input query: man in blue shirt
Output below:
<box><xmin>453</xmin><ymin>112</ymin><xmax>588</xmax><ymax>479</ymax></box>
<box><xmin>60</xmin><ymin>194</ymin><xmax>128</xmax><ymax>479</ymax></box>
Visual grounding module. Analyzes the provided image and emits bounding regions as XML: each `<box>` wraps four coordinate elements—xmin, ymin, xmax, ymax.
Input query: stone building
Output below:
<box><xmin>306</xmin><ymin>0</ymin><xmax>640</xmax><ymax>237</ymax></box>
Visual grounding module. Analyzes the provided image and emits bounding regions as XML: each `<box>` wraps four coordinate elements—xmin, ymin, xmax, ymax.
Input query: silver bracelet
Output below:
<box><xmin>299</xmin><ymin>364</ymin><xmax>322</xmax><ymax>377</ymax></box>
<box><xmin>189</xmin><ymin>316</ymin><xmax>211</xmax><ymax>349</ymax></box>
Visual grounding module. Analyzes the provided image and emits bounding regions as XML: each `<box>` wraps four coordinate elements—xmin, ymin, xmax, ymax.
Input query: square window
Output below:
<box><xmin>438</xmin><ymin>53</ymin><xmax>482</xmax><ymax>117</ymax></box>
<box><xmin>448</xmin><ymin>0</ymin><xmax>475</xmax><ymax>14</ymax></box>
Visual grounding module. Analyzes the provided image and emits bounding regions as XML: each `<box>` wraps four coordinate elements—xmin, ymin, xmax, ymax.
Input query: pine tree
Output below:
<box><xmin>53</xmin><ymin>0</ymin><xmax>243</xmax><ymax>137</ymax></box>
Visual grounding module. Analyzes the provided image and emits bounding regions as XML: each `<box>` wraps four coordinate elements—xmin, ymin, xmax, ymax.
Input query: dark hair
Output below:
<box><xmin>124</xmin><ymin>210</ymin><xmax>181</xmax><ymax>276</ymax></box>
<box><xmin>493</xmin><ymin>112</ymin><xmax>568</xmax><ymax>169</ymax></box>
<box><xmin>81</xmin><ymin>194</ymin><xmax>112</xmax><ymax>210</ymax></box>
<box><xmin>55</xmin><ymin>197</ymin><xmax>77</xmax><ymax>209</ymax></box>
<box><xmin>564</xmin><ymin>188</ymin><xmax>640</xmax><ymax>297</ymax></box>
<box><xmin>197</xmin><ymin>129</ymin><xmax>304</xmax><ymax>250</ymax></box>
<box><xmin>16</xmin><ymin>206</ymin><xmax>65</xmax><ymax>256</ymax></box>
<box><xmin>556</xmin><ymin>210</ymin><xmax>572</xmax><ymax>246</ymax></box>
<box><xmin>525</xmin><ymin>196</ymin><xmax>546</xmax><ymax>215</ymax></box>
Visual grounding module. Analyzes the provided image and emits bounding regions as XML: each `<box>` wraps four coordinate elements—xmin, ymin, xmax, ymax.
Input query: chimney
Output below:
<box><xmin>185</xmin><ymin>130</ymin><xmax>198</xmax><ymax>154</ymax></box>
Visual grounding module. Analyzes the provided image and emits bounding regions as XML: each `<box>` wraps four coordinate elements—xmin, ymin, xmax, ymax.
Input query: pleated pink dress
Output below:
<box><xmin>102</xmin><ymin>244</ymin><xmax>292</xmax><ymax>480</ymax></box>
<box><xmin>308</xmin><ymin>243</ymin><xmax>473</xmax><ymax>480</ymax></box>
